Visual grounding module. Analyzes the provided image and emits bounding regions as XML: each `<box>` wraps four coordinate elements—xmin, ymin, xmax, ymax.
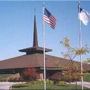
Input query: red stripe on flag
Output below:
<box><xmin>43</xmin><ymin>8</ymin><xmax>56</xmax><ymax>29</ymax></box>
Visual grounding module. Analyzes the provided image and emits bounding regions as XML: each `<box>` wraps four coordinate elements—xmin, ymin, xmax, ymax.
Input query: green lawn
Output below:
<box><xmin>84</xmin><ymin>73</ymin><xmax>90</xmax><ymax>82</ymax></box>
<box><xmin>12</xmin><ymin>81</ymin><xmax>90</xmax><ymax>90</ymax></box>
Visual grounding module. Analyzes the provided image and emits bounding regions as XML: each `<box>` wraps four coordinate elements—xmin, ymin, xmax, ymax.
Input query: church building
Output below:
<box><xmin>0</xmin><ymin>16</ymin><xmax>90</xmax><ymax>81</ymax></box>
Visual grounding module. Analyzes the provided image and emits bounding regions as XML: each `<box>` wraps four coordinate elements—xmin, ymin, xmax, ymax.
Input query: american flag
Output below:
<box><xmin>43</xmin><ymin>8</ymin><xmax>56</xmax><ymax>29</ymax></box>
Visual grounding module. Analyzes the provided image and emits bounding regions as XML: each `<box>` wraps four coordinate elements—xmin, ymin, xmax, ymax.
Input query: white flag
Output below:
<box><xmin>78</xmin><ymin>8</ymin><xmax>90</xmax><ymax>25</ymax></box>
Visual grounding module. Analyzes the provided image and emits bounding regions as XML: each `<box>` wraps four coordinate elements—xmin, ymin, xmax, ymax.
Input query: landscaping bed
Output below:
<box><xmin>12</xmin><ymin>80</ymin><xmax>90</xmax><ymax>90</ymax></box>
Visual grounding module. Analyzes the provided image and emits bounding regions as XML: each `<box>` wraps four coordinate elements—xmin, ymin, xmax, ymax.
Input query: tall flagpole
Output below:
<box><xmin>78</xmin><ymin>1</ymin><xmax>83</xmax><ymax>90</ymax></box>
<box><xmin>43</xmin><ymin>6</ymin><xmax>47</xmax><ymax>90</ymax></box>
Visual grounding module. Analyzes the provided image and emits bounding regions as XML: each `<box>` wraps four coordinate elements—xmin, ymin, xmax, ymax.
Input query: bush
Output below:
<box><xmin>12</xmin><ymin>83</ymin><xmax>27</xmax><ymax>88</ymax></box>
<box><xmin>84</xmin><ymin>73</ymin><xmax>90</xmax><ymax>82</ymax></box>
<box><xmin>58</xmin><ymin>81</ymin><xmax>66</xmax><ymax>86</ymax></box>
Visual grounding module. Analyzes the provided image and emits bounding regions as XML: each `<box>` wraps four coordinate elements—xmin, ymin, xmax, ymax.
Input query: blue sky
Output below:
<box><xmin>0</xmin><ymin>1</ymin><xmax>90</xmax><ymax>61</ymax></box>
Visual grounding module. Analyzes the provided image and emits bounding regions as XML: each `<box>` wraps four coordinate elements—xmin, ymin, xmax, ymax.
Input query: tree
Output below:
<box><xmin>60</xmin><ymin>37</ymin><xmax>90</xmax><ymax>82</ymax></box>
<box><xmin>83</xmin><ymin>58</ymin><xmax>90</xmax><ymax>63</ymax></box>
<box><xmin>60</xmin><ymin>37</ymin><xmax>89</xmax><ymax>60</ymax></box>
<box><xmin>20</xmin><ymin>67</ymin><xmax>38</xmax><ymax>81</ymax></box>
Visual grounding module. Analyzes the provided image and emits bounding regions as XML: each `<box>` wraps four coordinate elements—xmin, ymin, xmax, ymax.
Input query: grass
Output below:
<box><xmin>12</xmin><ymin>81</ymin><xmax>90</xmax><ymax>90</ymax></box>
<box><xmin>84</xmin><ymin>73</ymin><xmax>90</xmax><ymax>82</ymax></box>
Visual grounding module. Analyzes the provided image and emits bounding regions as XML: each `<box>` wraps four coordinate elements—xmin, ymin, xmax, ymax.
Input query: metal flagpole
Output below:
<box><xmin>43</xmin><ymin>6</ymin><xmax>47</xmax><ymax>90</ymax></box>
<box><xmin>78</xmin><ymin>1</ymin><xmax>83</xmax><ymax>90</ymax></box>
<box><xmin>79</xmin><ymin>17</ymin><xmax>84</xmax><ymax>90</ymax></box>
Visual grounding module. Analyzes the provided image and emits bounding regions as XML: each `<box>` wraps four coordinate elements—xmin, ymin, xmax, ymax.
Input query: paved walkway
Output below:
<box><xmin>71</xmin><ymin>81</ymin><xmax>90</xmax><ymax>89</ymax></box>
<box><xmin>0</xmin><ymin>82</ymin><xmax>25</xmax><ymax>90</ymax></box>
<box><xmin>0</xmin><ymin>82</ymin><xmax>13</xmax><ymax>90</ymax></box>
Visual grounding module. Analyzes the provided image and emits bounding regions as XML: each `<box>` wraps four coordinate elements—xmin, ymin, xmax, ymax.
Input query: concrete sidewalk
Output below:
<box><xmin>0</xmin><ymin>82</ymin><xmax>13</xmax><ymax>90</ymax></box>
<box><xmin>71</xmin><ymin>81</ymin><xmax>90</xmax><ymax>89</ymax></box>
<box><xmin>0</xmin><ymin>82</ymin><xmax>25</xmax><ymax>90</ymax></box>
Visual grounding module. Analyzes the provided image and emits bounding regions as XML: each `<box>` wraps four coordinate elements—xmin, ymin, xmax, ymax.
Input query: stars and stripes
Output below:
<box><xmin>43</xmin><ymin>8</ymin><xmax>56</xmax><ymax>29</ymax></box>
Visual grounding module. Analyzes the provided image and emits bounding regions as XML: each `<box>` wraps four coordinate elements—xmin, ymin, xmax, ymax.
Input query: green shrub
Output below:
<box><xmin>84</xmin><ymin>73</ymin><xmax>90</xmax><ymax>82</ymax></box>
<box><xmin>58</xmin><ymin>81</ymin><xmax>66</xmax><ymax>86</ymax></box>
